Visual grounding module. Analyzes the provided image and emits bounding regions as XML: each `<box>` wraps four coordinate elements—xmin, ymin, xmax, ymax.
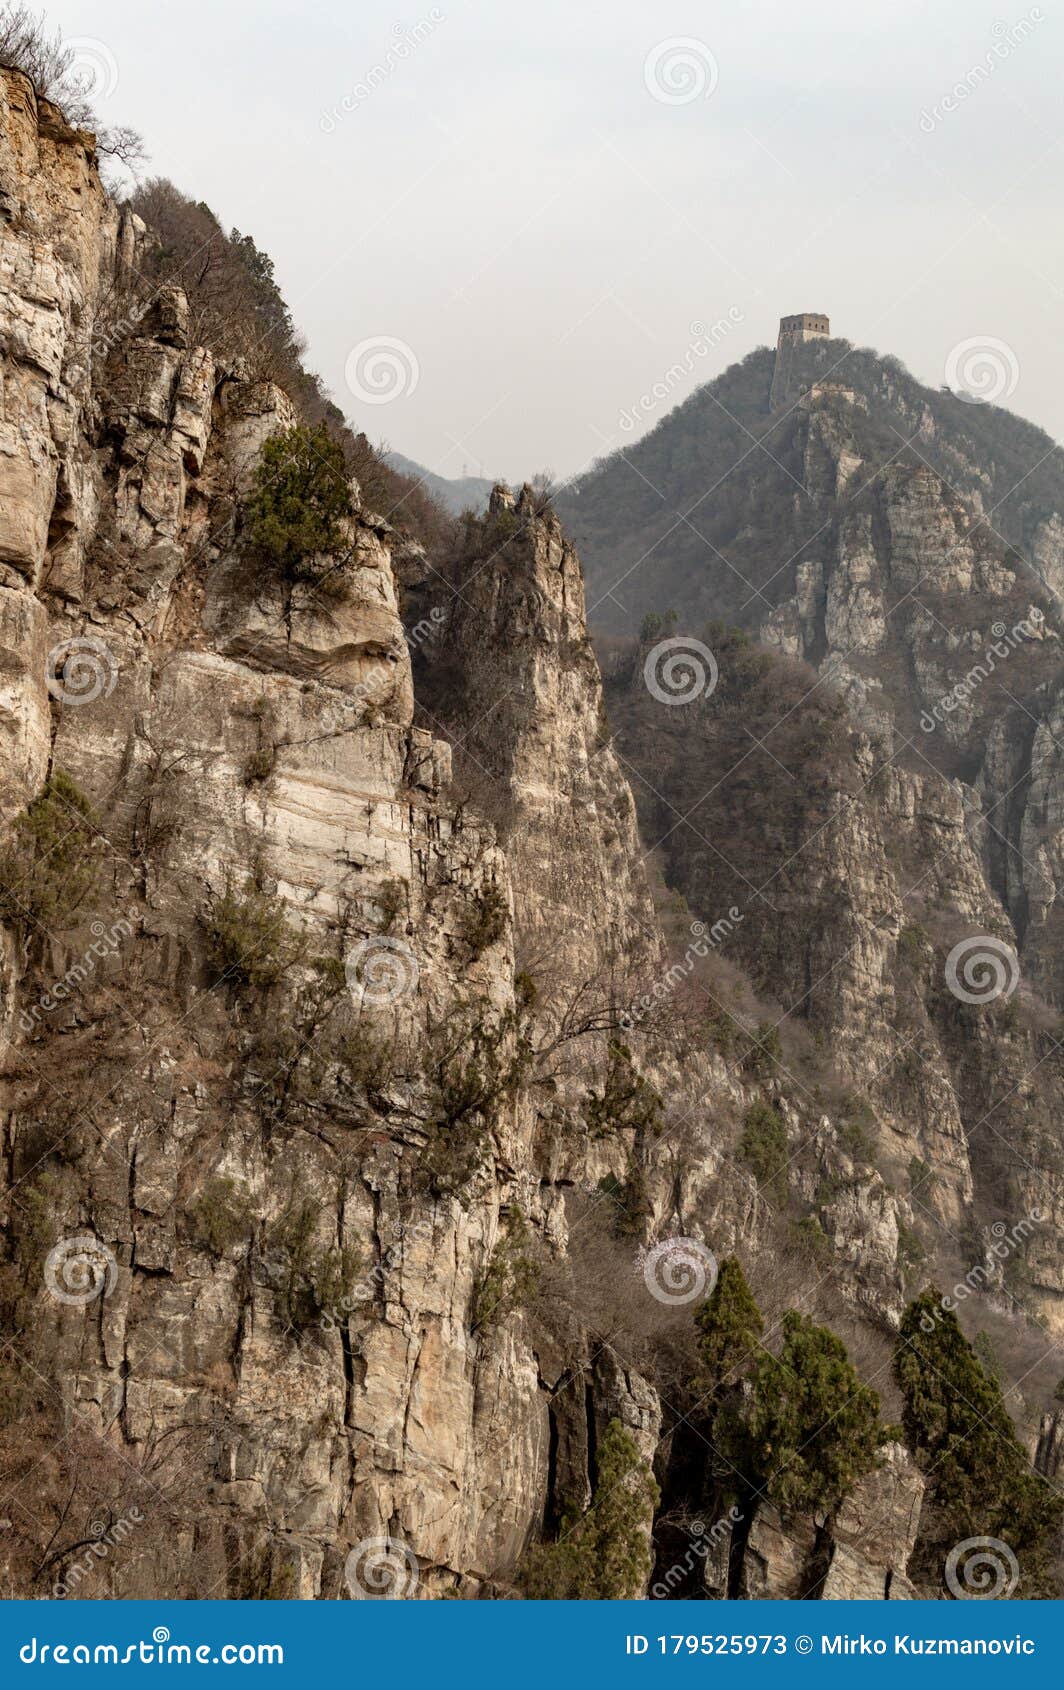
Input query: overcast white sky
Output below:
<box><xmin>53</xmin><ymin>0</ymin><xmax>1064</xmax><ymax>482</ymax></box>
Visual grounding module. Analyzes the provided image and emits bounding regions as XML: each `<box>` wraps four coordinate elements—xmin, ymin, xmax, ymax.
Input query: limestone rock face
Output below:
<box><xmin>1031</xmin><ymin>512</ymin><xmax>1064</xmax><ymax>606</ymax></box>
<box><xmin>739</xmin><ymin>1507</ymin><xmax>819</xmax><ymax>1600</ymax></box>
<box><xmin>0</xmin><ymin>71</ymin><xmax>679</xmax><ymax>1602</ymax></box>
<box><xmin>1036</xmin><ymin>1410</ymin><xmax>1064</xmax><ymax>1481</ymax></box>
<box><xmin>0</xmin><ymin>66</ymin><xmax>1050</xmax><ymax>1607</ymax></box>
<box><xmin>826</xmin><ymin>1442</ymin><xmax>925</xmax><ymax>1597</ymax></box>
<box><xmin>0</xmin><ymin>585</ymin><xmax>50</xmax><ymax>816</ymax></box>
<box><xmin>756</xmin><ymin>393</ymin><xmax>1064</xmax><ymax>1038</ymax></box>
<box><xmin>735</xmin><ymin>1444</ymin><xmax>925</xmax><ymax>1602</ymax></box>
<box><xmin>597</xmin><ymin>375</ymin><xmax>1064</xmax><ymax>1351</ymax></box>
<box><xmin>422</xmin><ymin>481</ymin><xmax>660</xmax><ymax>978</ymax></box>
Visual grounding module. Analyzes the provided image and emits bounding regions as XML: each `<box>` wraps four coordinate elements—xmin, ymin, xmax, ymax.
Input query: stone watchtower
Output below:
<box><xmin>777</xmin><ymin>312</ymin><xmax>830</xmax><ymax>345</ymax></box>
<box><xmin>770</xmin><ymin>312</ymin><xmax>830</xmax><ymax>409</ymax></box>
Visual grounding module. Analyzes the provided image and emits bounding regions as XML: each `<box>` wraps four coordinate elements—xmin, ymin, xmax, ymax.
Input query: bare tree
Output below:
<box><xmin>0</xmin><ymin>5</ymin><xmax>147</xmax><ymax>176</ymax></box>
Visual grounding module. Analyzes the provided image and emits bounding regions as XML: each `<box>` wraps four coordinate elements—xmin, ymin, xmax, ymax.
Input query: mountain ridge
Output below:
<box><xmin>384</xmin><ymin>450</ymin><xmax>494</xmax><ymax>516</ymax></box>
<box><xmin>558</xmin><ymin>336</ymin><xmax>1064</xmax><ymax>635</ymax></box>
<box><xmin>0</xmin><ymin>50</ymin><xmax>1062</xmax><ymax>1605</ymax></box>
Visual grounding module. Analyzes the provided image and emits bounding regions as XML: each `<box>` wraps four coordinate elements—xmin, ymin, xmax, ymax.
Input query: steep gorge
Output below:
<box><xmin>0</xmin><ymin>65</ymin><xmax>1060</xmax><ymax>1604</ymax></box>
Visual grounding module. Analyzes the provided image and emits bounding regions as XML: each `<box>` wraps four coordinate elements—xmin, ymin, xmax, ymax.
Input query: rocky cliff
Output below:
<box><xmin>0</xmin><ymin>65</ymin><xmax>1059</xmax><ymax>1604</ymax></box>
<box><xmin>0</xmin><ymin>67</ymin><xmax>682</xmax><ymax>1600</ymax></box>
<box><xmin>566</xmin><ymin>327</ymin><xmax>1064</xmax><ymax>1351</ymax></box>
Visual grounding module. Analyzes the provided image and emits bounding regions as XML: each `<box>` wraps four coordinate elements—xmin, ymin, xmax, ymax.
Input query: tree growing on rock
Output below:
<box><xmin>0</xmin><ymin>770</ymin><xmax>103</xmax><ymax>942</ymax></box>
<box><xmin>745</xmin><ymin>1311</ymin><xmax>883</xmax><ymax>1516</ymax></box>
<box><xmin>695</xmin><ymin>1255</ymin><xmax>763</xmax><ymax>1397</ymax></box>
<box><xmin>0</xmin><ymin>6</ymin><xmax>146</xmax><ymax>172</ymax></box>
<box><xmin>692</xmin><ymin>1256</ymin><xmax>767</xmax><ymax>1517</ymax></box>
<box><xmin>693</xmin><ymin>1265</ymin><xmax>882</xmax><ymax>1557</ymax></box>
<box><xmin>521</xmin><ymin>1418</ymin><xmax>659</xmax><ymax>1598</ymax></box>
<box><xmin>895</xmin><ymin>1290</ymin><xmax>1062</xmax><ymax>1595</ymax></box>
<box><xmin>246</xmin><ymin>423</ymin><xmax>352</xmax><ymax>589</ymax></box>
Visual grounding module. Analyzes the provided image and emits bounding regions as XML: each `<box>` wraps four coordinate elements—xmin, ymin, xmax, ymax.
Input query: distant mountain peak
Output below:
<box><xmin>557</xmin><ymin>335</ymin><xmax>1064</xmax><ymax>636</ymax></box>
<box><xmin>771</xmin><ymin>311</ymin><xmax>832</xmax><ymax>406</ymax></box>
<box><xmin>384</xmin><ymin>450</ymin><xmax>494</xmax><ymax>515</ymax></box>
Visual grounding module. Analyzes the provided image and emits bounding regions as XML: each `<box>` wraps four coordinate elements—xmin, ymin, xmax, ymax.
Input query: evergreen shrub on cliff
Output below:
<box><xmin>746</xmin><ymin>1311</ymin><xmax>882</xmax><ymax>1514</ymax></box>
<box><xmin>695</xmin><ymin>1259</ymin><xmax>883</xmax><ymax>1518</ymax></box>
<box><xmin>0</xmin><ymin>770</ymin><xmax>102</xmax><ymax>938</ymax></box>
<box><xmin>246</xmin><ymin>423</ymin><xmax>352</xmax><ymax>590</ymax></box>
<box><xmin>696</xmin><ymin>1255</ymin><xmax>764</xmax><ymax>1395</ymax></box>
<box><xmin>738</xmin><ymin>1100</ymin><xmax>789</xmax><ymax>1196</ymax></box>
<box><xmin>895</xmin><ymin>1290</ymin><xmax>1063</xmax><ymax>1595</ymax></box>
<box><xmin>521</xmin><ymin>1418</ymin><xmax>659</xmax><ymax>1598</ymax></box>
<box><xmin>202</xmin><ymin>874</ymin><xmax>298</xmax><ymax>990</ymax></box>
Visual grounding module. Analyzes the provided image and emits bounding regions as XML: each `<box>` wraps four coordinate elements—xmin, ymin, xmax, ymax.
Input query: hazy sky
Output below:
<box><xmin>54</xmin><ymin>0</ymin><xmax>1064</xmax><ymax>482</ymax></box>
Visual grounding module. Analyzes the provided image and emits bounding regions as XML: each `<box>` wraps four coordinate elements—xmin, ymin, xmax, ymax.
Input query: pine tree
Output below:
<box><xmin>694</xmin><ymin>1257</ymin><xmax>766</xmax><ymax>1503</ymax></box>
<box><xmin>895</xmin><ymin>1290</ymin><xmax>1062</xmax><ymax>1594</ymax></box>
<box><xmin>695</xmin><ymin>1256</ymin><xmax>764</xmax><ymax>1394</ymax></box>
<box><xmin>746</xmin><ymin>1311</ymin><xmax>882</xmax><ymax>1516</ymax></box>
<box><xmin>691</xmin><ymin>1270</ymin><xmax>882</xmax><ymax>1568</ymax></box>
<box><xmin>0</xmin><ymin>770</ymin><xmax>102</xmax><ymax>937</ymax></box>
<box><xmin>246</xmin><ymin>423</ymin><xmax>352</xmax><ymax>586</ymax></box>
<box><xmin>521</xmin><ymin>1418</ymin><xmax>659</xmax><ymax>1598</ymax></box>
